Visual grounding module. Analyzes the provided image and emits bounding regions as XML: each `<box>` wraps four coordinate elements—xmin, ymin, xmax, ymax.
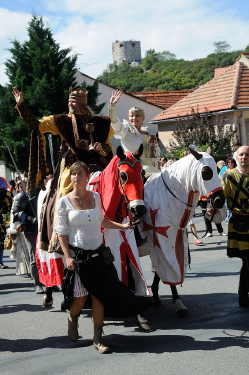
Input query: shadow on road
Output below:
<box><xmin>0</xmin><ymin>303</ymin><xmax>46</xmax><ymax>314</ymax></box>
<box><xmin>0</xmin><ymin>336</ymin><xmax>93</xmax><ymax>353</ymax></box>
<box><xmin>107</xmin><ymin>330</ymin><xmax>249</xmax><ymax>354</ymax></box>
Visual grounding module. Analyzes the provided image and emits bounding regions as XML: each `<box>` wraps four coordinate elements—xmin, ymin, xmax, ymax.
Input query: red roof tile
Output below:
<box><xmin>214</xmin><ymin>67</ymin><xmax>229</xmax><ymax>78</ymax></box>
<box><xmin>152</xmin><ymin>62</ymin><xmax>249</xmax><ymax>122</ymax></box>
<box><xmin>127</xmin><ymin>90</ymin><xmax>192</xmax><ymax>110</ymax></box>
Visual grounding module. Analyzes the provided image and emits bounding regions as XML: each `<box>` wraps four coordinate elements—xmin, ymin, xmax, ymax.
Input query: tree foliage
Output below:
<box><xmin>213</xmin><ymin>41</ymin><xmax>231</xmax><ymax>54</ymax></box>
<box><xmin>0</xmin><ymin>14</ymin><xmax>104</xmax><ymax>173</ymax></box>
<box><xmin>98</xmin><ymin>49</ymin><xmax>242</xmax><ymax>92</ymax></box>
<box><xmin>169</xmin><ymin>110</ymin><xmax>238</xmax><ymax>161</ymax></box>
<box><xmin>141</xmin><ymin>49</ymin><xmax>176</xmax><ymax>70</ymax></box>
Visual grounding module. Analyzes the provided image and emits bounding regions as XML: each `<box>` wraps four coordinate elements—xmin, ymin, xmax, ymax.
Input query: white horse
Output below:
<box><xmin>139</xmin><ymin>147</ymin><xmax>225</xmax><ymax>315</ymax></box>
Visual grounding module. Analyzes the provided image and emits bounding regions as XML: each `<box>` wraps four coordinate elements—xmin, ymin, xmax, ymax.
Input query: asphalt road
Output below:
<box><xmin>1</xmin><ymin>213</ymin><xmax>248</xmax><ymax>375</ymax></box>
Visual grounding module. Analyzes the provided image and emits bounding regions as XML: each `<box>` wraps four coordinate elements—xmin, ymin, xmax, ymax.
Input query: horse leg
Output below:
<box><xmin>170</xmin><ymin>285</ymin><xmax>189</xmax><ymax>318</ymax></box>
<box><xmin>43</xmin><ymin>286</ymin><xmax>54</xmax><ymax>309</ymax></box>
<box><xmin>151</xmin><ymin>272</ymin><xmax>163</xmax><ymax>308</ymax></box>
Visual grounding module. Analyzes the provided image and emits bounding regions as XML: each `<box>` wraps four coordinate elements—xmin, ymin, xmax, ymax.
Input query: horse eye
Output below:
<box><xmin>202</xmin><ymin>166</ymin><xmax>213</xmax><ymax>181</ymax></box>
<box><xmin>119</xmin><ymin>171</ymin><xmax>128</xmax><ymax>185</ymax></box>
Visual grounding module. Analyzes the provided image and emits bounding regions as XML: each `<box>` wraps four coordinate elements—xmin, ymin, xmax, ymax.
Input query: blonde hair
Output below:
<box><xmin>70</xmin><ymin>161</ymin><xmax>90</xmax><ymax>176</ymax></box>
<box><xmin>129</xmin><ymin>106</ymin><xmax>145</xmax><ymax>119</ymax></box>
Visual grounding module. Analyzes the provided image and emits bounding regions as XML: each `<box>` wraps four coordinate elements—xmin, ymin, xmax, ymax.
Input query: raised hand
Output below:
<box><xmin>110</xmin><ymin>89</ymin><xmax>123</xmax><ymax>107</ymax></box>
<box><xmin>12</xmin><ymin>87</ymin><xmax>23</xmax><ymax>105</ymax></box>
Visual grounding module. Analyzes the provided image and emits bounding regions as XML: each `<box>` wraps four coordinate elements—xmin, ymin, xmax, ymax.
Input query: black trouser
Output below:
<box><xmin>238</xmin><ymin>256</ymin><xmax>249</xmax><ymax>296</ymax></box>
<box><xmin>201</xmin><ymin>210</ymin><xmax>223</xmax><ymax>234</ymax></box>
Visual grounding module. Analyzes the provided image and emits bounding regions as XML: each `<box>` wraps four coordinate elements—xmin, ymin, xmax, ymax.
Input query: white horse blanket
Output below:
<box><xmin>139</xmin><ymin>152</ymin><xmax>224</xmax><ymax>285</ymax></box>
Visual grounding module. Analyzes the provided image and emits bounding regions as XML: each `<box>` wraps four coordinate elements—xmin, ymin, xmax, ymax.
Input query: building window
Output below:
<box><xmin>119</xmin><ymin>44</ymin><xmax>123</xmax><ymax>47</ymax></box>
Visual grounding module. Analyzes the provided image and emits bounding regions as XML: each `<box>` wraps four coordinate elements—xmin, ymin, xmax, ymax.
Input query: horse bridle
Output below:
<box><xmin>117</xmin><ymin>159</ymin><xmax>142</xmax><ymax>223</ymax></box>
<box><xmin>97</xmin><ymin>159</ymin><xmax>141</xmax><ymax>224</ymax></box>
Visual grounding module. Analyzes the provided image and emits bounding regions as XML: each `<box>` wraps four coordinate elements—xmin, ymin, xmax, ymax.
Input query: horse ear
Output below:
<box><xmin>188</xmin><ymin>145</ymin><xmax>203</xmax><ymax>160</ymax></box>
<box><xmin>206</xmin><ymin>144</ymin><xmax>213</xmax><ymax>156</ymax></box>
<box><xmin>133</xmin><ymin>144</ymin><xmax>143</xmax><ymax>160</ymax></box>
<box><xmin>116</xmin><ymin>146</ymin><xmax>126</xmax><ymax>161</ymax></box>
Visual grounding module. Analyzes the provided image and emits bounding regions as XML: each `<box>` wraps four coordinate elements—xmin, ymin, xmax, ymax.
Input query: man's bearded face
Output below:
<box><xmin>68</xmin><ymin>99</ymin><xmax>81</xmax><ymax>114</ymax></box>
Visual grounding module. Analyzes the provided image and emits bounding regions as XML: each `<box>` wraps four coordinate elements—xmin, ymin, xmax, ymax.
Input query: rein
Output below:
<box><xmin>161</xmin><ymin>172</ymin><xmax>215</xmax><ymax>239</ymax></box>
<box><xmin>161</xmin><ymin>173</ymin><xmax>198</xmax><ymax>208</ymax></box>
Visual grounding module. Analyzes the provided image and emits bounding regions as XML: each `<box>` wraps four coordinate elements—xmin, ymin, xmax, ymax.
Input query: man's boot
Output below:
<box><xmin>68</xmin><ymin>314</ymin><xmax>79</xmax><ymax>342</ymax></box>
<box><xmin>93</xmin><ymin>325</ymin><xmax>110</xmax><ymax>353</ymax></box>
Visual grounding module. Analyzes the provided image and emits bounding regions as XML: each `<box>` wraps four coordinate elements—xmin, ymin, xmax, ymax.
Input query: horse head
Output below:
<box><xmin>117</xmin><ymin>145</ymin><xmax>146</xmax><ymax>219</ymax></box>
<box><xmin>188</xmin><ymin>145</ymin><xmax>225</xmax><ymax>209</ymax></box>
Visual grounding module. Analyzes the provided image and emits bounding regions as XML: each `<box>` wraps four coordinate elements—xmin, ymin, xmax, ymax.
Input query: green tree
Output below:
<box><xmin>98</xmin><ymin>48</ymin><xmax>241</xmax><ymax>92</ymax></box>
<box><xmin>169</xmin><ymin>110</ymin><xmax>238</xmax><ymax>161</ymax></box>
<box><xmin>0</xmin><ymin>14</ymin><xmax>104</xmax><ymax>173</ymax></box>
<box><xmin>213</xmin><ymin>41</ymin><xmax>231</xmax><ymax>54</ymax></box>
<box><xmin>245</xmin><ymin>44</ymin><xmax>249</xmax><ymax>53</ymax></box>
<box><xmin>157</xmin><ymin>50</ymin><xmax>176</xmax><ymax>61</ymax></box>
<box><xmin>79</xmin><ymin>80</ymin><xmax>105</xmax><ymax>115</ymax></box>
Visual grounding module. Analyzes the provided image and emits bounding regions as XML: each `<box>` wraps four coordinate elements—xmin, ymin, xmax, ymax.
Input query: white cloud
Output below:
<box><xmin>0</xmin><ymin>8</ymin><xmax>31</xmax><ymax>85</ymax></box>
<box><xmin>51</xmin><ymin>0</ymin><xmax>249</xmax><ymax>78</ymax></box>
<box><xmin>1</xmin><ymin>1</ymin><xmax>249</xmax><ymax>84</ymax></box>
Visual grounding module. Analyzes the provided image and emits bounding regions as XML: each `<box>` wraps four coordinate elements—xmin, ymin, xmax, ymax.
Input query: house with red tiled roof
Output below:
<box><xmin>127</xmin><ymin>90</ymin><xmax>192</xmax><ymax>110</ymax></box>
<box><xmin>151</xmin><ymin>53</ymin><xmax>249</xmax><ymax>148</ymax></box>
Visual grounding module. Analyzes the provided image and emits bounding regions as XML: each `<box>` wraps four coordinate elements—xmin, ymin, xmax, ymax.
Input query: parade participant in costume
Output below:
<box><xmin>7</xmin><ymin>184</ymin><xmax>30</xmax><ymax>276</ymax></box>
<box><xmin>221</xmin><ymin>146</ymin><xmax>249</xmax><ymax>307</ymax></box>
<box><xmin>109</xmin><ymin>90</ymin><xmax>160</xmax><ymax>178</ymax></box>
<box><xmin>12</xmin><ymin>86</ymin><xmax>114</xmax><ymax>254</ymax></box>
<box><xmin>55</xmin><ymin>161</ymin><xmax>153</xmax><ymax>353</ymax></box>
<box><xmin>0</xmin><ymin>187</ymin><xmax>12</xmax><ymax>269</ymax></box>
<box><xmin>12</xmin><ymin>185</ymin><xmax>44</xmax><ymax>293</ymax></box>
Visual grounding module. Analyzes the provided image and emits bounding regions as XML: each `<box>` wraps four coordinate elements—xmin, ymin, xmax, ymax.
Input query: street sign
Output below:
<box><xmin>0</xmin><ymin>177</ymin><xmax>8</xmax><ymax>189</ymax></box>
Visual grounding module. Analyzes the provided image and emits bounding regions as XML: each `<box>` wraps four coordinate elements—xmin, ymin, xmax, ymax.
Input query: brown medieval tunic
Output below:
<box><xmin>16</xmin><ymin>102</ymin><xmax>114</xmax><ymax>251</ymax></box>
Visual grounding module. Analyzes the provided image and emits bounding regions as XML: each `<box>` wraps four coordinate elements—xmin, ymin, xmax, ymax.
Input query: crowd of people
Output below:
<box><xmin>1</xmin><ymin>86</ymin><xmax>249</xmax><ymax>355</ymax></box>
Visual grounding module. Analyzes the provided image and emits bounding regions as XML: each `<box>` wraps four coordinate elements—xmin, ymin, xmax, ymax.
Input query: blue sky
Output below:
<box><xmin>1</xmin><ymin>0</ymin><xmax>249</xmax><ymax>84</ymax></box>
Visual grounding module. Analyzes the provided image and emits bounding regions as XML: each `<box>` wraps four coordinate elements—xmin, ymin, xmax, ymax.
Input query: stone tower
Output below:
<box><xmin>112</xmin><ymin>40</ymin><xmax>142</xmax><ymax>66</ymax></box>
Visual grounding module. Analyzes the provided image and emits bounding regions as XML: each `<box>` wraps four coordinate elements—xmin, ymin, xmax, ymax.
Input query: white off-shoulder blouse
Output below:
<box><xmin>55</xmin><ymin>191</ymin><xmax>104</xmax><ymax>251</ymax></box>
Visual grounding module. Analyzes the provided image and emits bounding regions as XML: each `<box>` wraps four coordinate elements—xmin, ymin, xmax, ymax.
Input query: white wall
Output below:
<box><xmin>75</xmin><ymin>71</ymin><xmax>163</xmax><ymax>153</ymax></box>
<box><xmin>0</xmin><ymin>161</ymin><xmax>15</xmax><ymax>186</ymax></box>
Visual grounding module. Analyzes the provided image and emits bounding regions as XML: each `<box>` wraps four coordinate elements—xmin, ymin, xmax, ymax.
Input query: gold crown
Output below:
<box><xmin>69</xmin><ymin>87</ymin><xmax>88</xmax><ymax>101</ymax></box>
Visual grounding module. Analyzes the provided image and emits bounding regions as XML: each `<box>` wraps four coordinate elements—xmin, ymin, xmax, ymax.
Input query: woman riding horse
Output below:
<box><xmin>109</xmin><ymin>90</ymin><xmax>160</xmax><ymax>178</ymax></box>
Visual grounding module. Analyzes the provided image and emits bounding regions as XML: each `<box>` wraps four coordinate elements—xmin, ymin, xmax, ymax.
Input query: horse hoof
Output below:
<box><xmin>43</xmin><ymin>295</ymin><xmax>53</xmax><ymax>309</ymax></box>
<box><xmin>154</xmin><ymin>298</ymin><xmax>164</xmax><ymax>308</ymax></box>
<box><xmin>176</xmin><ymin>309</ymin><xmax>189</xmax><ymax>318</ymax></box>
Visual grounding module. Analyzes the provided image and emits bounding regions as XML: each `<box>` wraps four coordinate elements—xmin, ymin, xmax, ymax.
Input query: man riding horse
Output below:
<box><xmin>12</xmin><ymin>86</ymin><xmax>114</xmax><ymax>254</ymax></box>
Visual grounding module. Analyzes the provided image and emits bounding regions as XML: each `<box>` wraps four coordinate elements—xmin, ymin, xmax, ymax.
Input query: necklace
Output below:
<box><xmin>73</xmin><ymin>193</ymin><xmax>85</xmax><ymax>205</ymax></box>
